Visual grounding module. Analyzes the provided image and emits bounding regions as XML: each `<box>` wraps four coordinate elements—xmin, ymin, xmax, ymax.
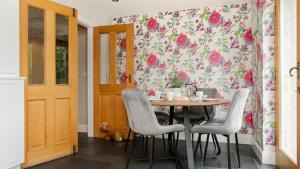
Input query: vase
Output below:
<box><xmin>172</xmin><ymin>88</ymin><xmax>182</xmax><ymax>97</ymax></box>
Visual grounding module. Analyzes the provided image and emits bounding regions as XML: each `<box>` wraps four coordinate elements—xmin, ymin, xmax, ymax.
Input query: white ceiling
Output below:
<box><xmin>52</xmin><ymin>0</ymin><xmax>253</xmax><ymax>25</ymax></box>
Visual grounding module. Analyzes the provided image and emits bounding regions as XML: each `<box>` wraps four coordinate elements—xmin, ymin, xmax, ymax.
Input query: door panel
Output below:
<box><xmin>276</xmin><ymin>0</ymin><xmax>300</xmax><ymax>168</ymax></box>
<box><xmin>55</xmin><ymin>98</ymin><xmax>71</xmax><ymax>145</ymax></box>
<box><xmin>27</xmin><ymin>100</ymin><xmax>46</xmax><ymax>151</ymax></box>
<box><xmin>94</xmin><ymin>24</ymin><xmax>134</xmax><ymax>138</ymax></box>
<box><xmin>20</xmin><ymin>0</ymin><xmax>78</xmax><ymax>167</ymax></box>
<box><xmin>115</xmin><ymin>96</ymin><xmax>128</xmax><ymax>131</ymax></box>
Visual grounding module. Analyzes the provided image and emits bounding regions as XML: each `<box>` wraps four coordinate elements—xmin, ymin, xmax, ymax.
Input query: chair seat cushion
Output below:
<box><xmin>146</xmin><ymin>124</ymin><xmax>185</xmax><ymax>136</ymax></box>
<box><xmin>155</xmin><ymin>111</ymin><xmax>169</xmax><ymax>125</ymax></box>
<box><xmin>191</xmin><ymin>118</ymin><xmax>234</xmax><ymax>135</ymax></box>
<box><xmin>174</xmin><ymin>111</ymin><xmax>206</xmax><ymax>124</ymax></box>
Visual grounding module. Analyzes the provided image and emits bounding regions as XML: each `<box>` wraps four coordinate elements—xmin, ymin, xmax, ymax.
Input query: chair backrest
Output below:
<box><xmin>190</xmin><ymin>88</ymin><xmax>217</xmax><ymax>118</ymax></box>
<box><xmin>224</xmin><ymin>88</ymin><xmax>250</xmax><ymax>134</ymax></box>
<box><xmin>122</xmin><ymin>89</ymin><xmax>161</xmax><ymax>135</ymax></box>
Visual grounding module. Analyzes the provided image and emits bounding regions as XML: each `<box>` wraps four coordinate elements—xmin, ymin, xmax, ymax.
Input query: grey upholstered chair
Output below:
<box><xmin>124</xmin><ymin>111</ymin><xmax>169</xmax><ymax>153</ymax></box>
<box><xmin>122</xmin><ymin>89</ymin><xmax>185</xmax><ymax>169</ymax></box>
<box><xmin>191</xmin><ymin>88</ymin><xmax>250</xmax><ymax>169</ymax></box>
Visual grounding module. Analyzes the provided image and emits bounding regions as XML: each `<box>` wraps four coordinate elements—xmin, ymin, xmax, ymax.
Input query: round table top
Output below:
<box><xmin>150</xmin><ymin>99</ymin><xmax>230</xmax><ymax>106</ymax></box>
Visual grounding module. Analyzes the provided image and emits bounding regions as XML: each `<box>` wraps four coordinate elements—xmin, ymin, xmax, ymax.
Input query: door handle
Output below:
<box><xmin>289</xmin><ymin>63</ymin><xmax>300</xmax><ymax>79</ymax></box>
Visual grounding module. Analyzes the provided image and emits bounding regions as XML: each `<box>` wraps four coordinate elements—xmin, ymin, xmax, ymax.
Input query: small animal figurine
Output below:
<box><xmin>99</xmin><ymin>122</ymin><xmax>122</xmax><ymax>142</ymax></box>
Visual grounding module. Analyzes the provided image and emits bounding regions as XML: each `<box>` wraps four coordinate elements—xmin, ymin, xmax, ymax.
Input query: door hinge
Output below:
<box><xmin>128</xmin><ymin>74</ymin><xmax>131</xmax><ymax>83</ymax></box>
<box><xmin>73</xmin><ymin>145</ymin><xmax>76</xmax><ymax>153</ymax></box>
<box><xmin>72</xmin><ymin>8</ymin><xmax>76</xmax><ymax>17</ymax></box>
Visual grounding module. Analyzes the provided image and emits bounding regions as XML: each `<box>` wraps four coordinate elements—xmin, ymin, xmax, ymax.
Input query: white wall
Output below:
<box><xmin>0</xmin><ymin>0</ymin><xmax>20</xmax><ymax>77</ymax></box>
<box><xmin>0</xmin><ymin>1</ymin><xmax>25</xmax><ymax>169</ymax></box>
<box><xmin>51</xmin><ymin>0</ymin><xmax>112</xmax><ymax>25</ymax></box>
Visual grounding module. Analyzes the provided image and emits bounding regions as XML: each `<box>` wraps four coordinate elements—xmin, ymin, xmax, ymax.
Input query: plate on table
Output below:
<box><xmin>148</xmin><ymin>96</ymin><xmax>162</xmax><ymax>101</ymax></box>
<box><xmin>203</xmin><ymin>98</ymin><xmax>221</xmax><ymax>101</ymax></box>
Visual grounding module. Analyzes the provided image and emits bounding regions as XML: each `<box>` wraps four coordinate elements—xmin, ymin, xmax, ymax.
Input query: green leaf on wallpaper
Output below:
<box><xmin>199</xmin><ymin>13</ymin><xmax>206</xmax><ymax>19</ymax></box>
<box><xmin>234</xmin><ymin>31</ymin><xmax>240</xmax><ymax>36</ymax></box>
<box><xmin>223</xmin><ymin>6</ymin><xmax>230</xmax><ymax>13</ymax></box>
<box><xmin>182</xmin><ymin>58</ymin><xmax>195</xmax><ymax>71</ymax></box>
<box><xmin>183</xmin><ymin>21</ymin><xmax>195</xmax><ymax>32</ymax></box>
<box><xmin>199</xmin><ymin>48</ymin><xmax>210</xmax><ymax>59</ymax></box>
<box><xmin>139</xmin><ymin>17</ymin><xmax>148</xmax><ymax>26</ymax></box>
<box><xmin>168</xmin><ymin>32</ymin><xmax>177</xmax><ymax>42</ymax></box>
<box><xmin>137</xmin><ymin>53</ymin><xmax>147</xmax><ymax>63</ymax></box>
<box><xmin>271</xmin><ymin>122</ymin><xmax>275</xmax><ymax>128</ymax></box>
<box><xmin>152</xmin><ymin>78</ymin><xmax>164</xmax><ymax>87</ymax></box>
<box><xmin>271</xmin><ymin>67</ymin><xmax>275</xmax><ymax>73</ymax></box>
<box><xmin>152</xmin><ymin>42</ymin><xmax>164</xmax><ymax>55</ymax></box>
<box><xmin>216</xmin><ymin>77</ymin><xmax>228</xmax><ymax>87</ymax></box>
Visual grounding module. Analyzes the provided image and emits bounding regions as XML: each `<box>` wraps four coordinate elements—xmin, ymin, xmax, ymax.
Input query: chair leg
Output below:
<box><xmin>199</xmin><ymin>134</ymin><xmax>202</xmax><ymax>155</ymax></box>
<box><xmin>149</xmin><ymin>136</ymin><xmax>154</xmax><ymax>169</ymax></box>
<box><xmin>162</xmin><ymin>134</ymin><xmax>166</xmax><ymax>153</ymax></box>
<box><xmin>235</xmin><ymin>133</ymin><xmax>241</xmax><ymax>168</ymax></box>
<box><xmin>145</xmin><ymin>136</ymin><xmax>149</xmax><ymax>157</ymax></box>
<box><xmin>193</xmin><ymin>133</ymin><xmax>201</xmax><ymax>157</ymax></box>
<box><xmin>175</xmin><ymin>132</ymin><xmax>179</xmax><ymax>148</ymax></box>
<box><xmin>203</xmin><ymin>134</ymin><xmax>210</xmax><ymax>161</ymax></box>
<box><xmin>124</xmin><ymin>129</ymin><xmax>131</xmax><ymax>152</ymax></box>
<box><xmin>227</xmin><ymin>135</ymin><xmax>231</xmax><ymax>169</ymax></box>
<box><xmin>125</xmin><ymin>133</ymin><xmax>136</xmax><ymax>169</ymax></box>
<box><xmin>212</xmin><ymin>134</ymin><xmax>217</xmax><ymax>151</ymax></box>
<box><xmin>173</xmin><ymin>132</ymin><xmax>178</xmax><ymax>169</ymax></box>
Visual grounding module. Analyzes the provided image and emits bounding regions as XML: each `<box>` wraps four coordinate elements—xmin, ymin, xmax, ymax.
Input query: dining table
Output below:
<box><xmin>150</xmin><ymin>99</ymin><xmax>230</xmax><ymax>169</ymax></box>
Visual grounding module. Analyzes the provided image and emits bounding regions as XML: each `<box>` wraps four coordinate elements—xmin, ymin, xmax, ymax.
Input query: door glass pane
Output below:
<box><xmin>116</xmin><ymin>32</ymin><xmax>127</xmax><ymax>84</ymax></box>
<box><xmin>28</xmin><ymin>7</ymin><xmax>44</xmax><ymax>84</ymax></box>
<box><xmin>100</xmin><ymin>34</ymin><xmax>109</xmax><ymax>84</ymax></box>
<box><xmin>280</xmin><ymin>0</ymin><xmax>297</xmax><ymax>164</ymax></box>
<box><xmin>56</xmin><ymin>14</ymin><xmax>69</xmax><ymax>84</ymax></box>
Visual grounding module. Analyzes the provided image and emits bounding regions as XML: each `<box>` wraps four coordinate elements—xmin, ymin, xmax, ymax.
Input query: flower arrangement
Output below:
<box><xmin>169</xmin><ymin>70</ymin><xmax>189</xmax><ymax>88</ymax></box>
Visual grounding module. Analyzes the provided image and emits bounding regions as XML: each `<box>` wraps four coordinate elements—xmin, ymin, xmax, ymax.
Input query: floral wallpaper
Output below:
<box><xmin>252</xmin><ymin>0</ymin><xmax>275</xmax><ymax>151</ymax></box>
<box><xmin>113</xmin><ymin>3</ymin><xmax>255</xmax><ymax>135</ymax></box>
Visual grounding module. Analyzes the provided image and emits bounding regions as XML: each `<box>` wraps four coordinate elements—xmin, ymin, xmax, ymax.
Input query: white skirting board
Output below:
<box><xmin>78</xmin><ymin>124</ymin><xmax>88</xmax><ymax>133</ymax></box>
<box><xmin>9</xmin><ymin>165</ymin><xmax>21</xmax><ymax>169</ymax></box>
<box><xmin>166</xmin><ymin>133</ymin><xmax>275</xmax><ymax>165</ymax></box>
<box><xmin>175</xmin><ymin>132</ymin><xmax>252</xmax><ymax>145</ymax></box>
<box><xmin>251</xmin><ymin>137</ymin><xmax>275</xmax><ymax>165</ymax></box>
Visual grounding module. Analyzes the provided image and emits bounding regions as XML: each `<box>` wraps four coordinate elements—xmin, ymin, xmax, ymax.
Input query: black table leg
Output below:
<box><xmin>168</xmin><ymin>106</ymin><xmax>175</xmax><ymax>152</ymax></box>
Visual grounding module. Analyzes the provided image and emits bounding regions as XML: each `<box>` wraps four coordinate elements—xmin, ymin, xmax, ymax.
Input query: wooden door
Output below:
<box><xmin>20</xmin><ymin>0</ymin><xmax>78</xmax><ymax>167</ymax></box>
<box><xmin>93</xmin><ymin>24</ymin><xmax>134</xmax><ymax>138</ymax></box>
<box><xmin>275</xmin><ymin>0</ymin><xmax>300</xmax><ymax>168</ymax></box>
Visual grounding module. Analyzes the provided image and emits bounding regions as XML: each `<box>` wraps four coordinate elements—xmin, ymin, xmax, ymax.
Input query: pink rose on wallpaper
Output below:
<box><xmin>208</xmin><ymin>50</ymin><xmax>221</xmax><ymax>65</ymax></box>
<box><xmin>147</xmin><ymin>90</ymin><xmax>156</xmax><ymax>96</ymax></box>
<box><xmin>244</xmin><ymin>28</ymin><xmax>254</xmax><ymax>44</ymax></box>
<box><xmin>244</xmin><ymin>111</ymin><xmax>253</xmax><ymax>127</ymax></box>
<box><xmin>209</xmin><ymin>11</ymin><xmax>221</xmax><ymax>26</ymax></box>
<box><xmin>177</xmin><ymin>70</ymin><xmax>188</xmax><ymax>82</ymax></box>
<box><xmin>147</xmin><ymin>17</ymin><xmax>158</xmax><ymax>31</ymax></box>
<box><xmin>119</xmin><ymin>38</ymin><xmax>126</xmax><ymax>50</ymax></box>
<box><xmin>147</xmin><ymin>53</ymin><xmax>158</xmax><ymax>66</ymax></box>
<box><xmin>257</xmin><ymin>0</ymin><xmax>266</xmax><ymax>9</ymax></box>
<box><xmin>120</xmin><ymin>72</ymin><xmax>127</xmax><ymax>84</ymax></box>
<box><xmin>244</xmin><ymin>69</ymin><xmax>254</xmax><ymax>85</ymax></box>
<box><xmin>176</xmin><ymin>33</ymin><xmax>189</xmax><ymax>47</ymax></box>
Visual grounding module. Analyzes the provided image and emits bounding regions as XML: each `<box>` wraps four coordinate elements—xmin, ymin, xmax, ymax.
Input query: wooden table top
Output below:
<box><xmin>150</xmin><ymin>99</ymin><xmax>230</xmax><ymax>106</ymax></box>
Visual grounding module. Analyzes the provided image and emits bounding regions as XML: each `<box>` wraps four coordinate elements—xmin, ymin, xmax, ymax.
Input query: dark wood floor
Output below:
<box><xmin>29</xmin><ymin>133</ymin><xmax>275</xmax><ymax>169</ymax></box>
